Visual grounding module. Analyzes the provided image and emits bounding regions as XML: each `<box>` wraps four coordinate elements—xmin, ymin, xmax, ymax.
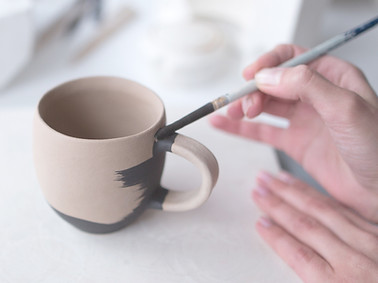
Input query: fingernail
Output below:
<box><xmin>257</xmin><ymin>171</ymin><xmax>274</xmax><ymax>185</ymax></box>
<box><xmin>277</xmin><ymin>171</ymin><xmax>296</xmax><ymax>184</ymax></box>
<box><xmin>255</xmin><ymin>185</ymin><xmax>270</xmax><ymax>197</ymax></box>
<box><xmin>255</xmin><ymin>68</ymin><xmax>284</xmax><ymax>86</ymax></box>
<box><xmin>243</xmin><ymin>65</ymin><xmax>254</xmax><ymax>80</ymax></box>
<box><xmin>208</xmin><ymin>114</ymin><xmax>223</xmax><ymax>127</ymax></box>
<box><xmin>258</xmin><ymin>216</ymin><xmax>273</xmax><ymax>228</ymax></box>
<box><xmin>242</xmin><ymin>96</ymin><xmax>253</xmax><ymax>116</ymax></box>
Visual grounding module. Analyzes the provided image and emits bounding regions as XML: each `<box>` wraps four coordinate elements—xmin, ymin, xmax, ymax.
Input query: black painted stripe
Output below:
<box><xmin>51</xmin><ymin>205</ymin><xmax>143</xmax><ymax>234</ymax></box>
<box><xmin>153</xmin><ymin>133</ymin><xmax>178</xmax><ymax>154</ymax></box>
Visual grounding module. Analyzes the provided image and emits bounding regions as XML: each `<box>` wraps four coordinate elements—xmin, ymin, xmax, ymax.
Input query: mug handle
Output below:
<box><xmin>150</xmin><ymin>133</ymin><xmax>219</xmax><ymax>211</ymax></box>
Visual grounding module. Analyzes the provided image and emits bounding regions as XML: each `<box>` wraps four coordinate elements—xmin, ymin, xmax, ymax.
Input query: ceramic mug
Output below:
<box><xmin>33</xmin><ymin>77</ymin><xmax>219</xmax><ymax>233</ymax></box>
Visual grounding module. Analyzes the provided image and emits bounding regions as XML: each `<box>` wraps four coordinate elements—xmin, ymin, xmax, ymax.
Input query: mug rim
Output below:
<box><xmin>36</xmin><ymin>76</ymin><xmax>166</xmax><ymax>142</ymax></box>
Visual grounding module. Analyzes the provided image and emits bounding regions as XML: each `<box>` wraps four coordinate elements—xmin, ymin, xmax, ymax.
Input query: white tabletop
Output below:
<box><xmin>0</xmin><ymin>107</ymin><xmax>290</xmax><ymax>282</ymax></box>
<box><xmin>0</xmin><ymin>1</ymin><xmax>377</xmax><ymax>282</ymax></box>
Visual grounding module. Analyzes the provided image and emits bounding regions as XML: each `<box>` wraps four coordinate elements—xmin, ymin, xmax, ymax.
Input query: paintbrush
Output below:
<box><xmin>155</xmin><ymin>15</ymin><xmax>378</xmax><ymax>140</ymax></box>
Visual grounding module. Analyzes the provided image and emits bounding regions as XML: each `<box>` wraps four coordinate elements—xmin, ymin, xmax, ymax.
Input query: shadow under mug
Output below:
<box><xmin>33</xmin><ymin>77</ymin><xmax>219</xmax><ymax>233</ymax></box>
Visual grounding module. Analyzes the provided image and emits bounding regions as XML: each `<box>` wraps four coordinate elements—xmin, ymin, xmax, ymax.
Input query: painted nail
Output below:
<box><xmin>208</xmin><ymin>114</ymin><xmax>223</xmax><ymax>127</ymax></box>
<box><xmin>277</xmin><ymin>171</ymin><xmax>296</xmax><ymax>184</ymax></box>
<box><xmin>255</xmin><ymin>185</ymin><xmax>270</xmax><ymax>197</ymax></box>
<box><xmin>242</xmin><ymin>96</ymin><xmax>253</xmax><ymax>116</ymax></box>
<box><xmin>255</xmin><ymin>68</ymin><xmax>284</xmax><ymax>86</ymax></box>
<box><xmin>243</xmin><ymin>65</ymin><xmax>254</xmax><ymax>80</ymax></box>
<box><xmin>257</xmin><ymin>171</ymin><xmax>274</xmax><ymax>185</ymax></box>
<box><xmin>258</xmin><ymin>216</ymin><xmax>273</xmax><ymax>228</ymax></box>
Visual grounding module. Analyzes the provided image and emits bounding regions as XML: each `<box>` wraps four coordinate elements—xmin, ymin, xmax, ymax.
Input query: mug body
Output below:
<box><xmin>33</xmin><ymin>77</ymin><xmax>166</xmax><ymax>233</ymax></box>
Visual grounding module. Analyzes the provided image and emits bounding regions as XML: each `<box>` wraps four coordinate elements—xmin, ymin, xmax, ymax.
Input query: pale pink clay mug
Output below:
<box><xmin>33</xmin><ymin>77</ymin><xmax>219</xmax><ymax>233</ymax></box>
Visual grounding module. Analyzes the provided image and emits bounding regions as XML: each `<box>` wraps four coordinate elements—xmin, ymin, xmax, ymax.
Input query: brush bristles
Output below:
<box><xmin>155</xmin><ymin>126</ymin><xmax>176</xmax><ymax>141</ymax></box>
<box><xmin>155</xmin><ymin>102</ymin><xmax>215</xmax><ymax>140</ymax></box>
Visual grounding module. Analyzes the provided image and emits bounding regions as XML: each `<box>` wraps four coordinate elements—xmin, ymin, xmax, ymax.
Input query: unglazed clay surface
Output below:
<box><xmin>33</xmin><ymin>77</ymin><xmax>218</xmax><ymax>230</ymax></box>
<box><xmin>34</xmin><ymin>77</ymin><xmax>166</xmax><ymax>224</ymax></box>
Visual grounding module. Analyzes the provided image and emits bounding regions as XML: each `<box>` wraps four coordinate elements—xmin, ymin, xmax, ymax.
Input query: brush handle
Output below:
<box><xmin>155</xmin><ymin>15</ymin><xmax>378</xmax><ymax>140</ymax></box>
<box><xmin>226</xmin><ymin>15</ymin><xmax>378</xmax><ymax>103</ymax></box>
<box><xmin>225</xmin><ymin>34</ymin><xmax>348</xmax><ymax>103</ymax></box>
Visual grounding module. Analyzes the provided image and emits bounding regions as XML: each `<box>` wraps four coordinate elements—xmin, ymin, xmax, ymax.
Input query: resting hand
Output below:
<box><xmin>252</xmin><ymin>171</ymin><xmax>378</xmax><ymax>283</ymax></box>
<box><xmin>210</xmin><ymin>44</ymin><xmax>378</xmax><ymax>222</ymax></box>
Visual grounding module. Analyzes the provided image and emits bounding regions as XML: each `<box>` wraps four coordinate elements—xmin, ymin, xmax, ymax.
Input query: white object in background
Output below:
<box><xmin>154</xmin><ymin>0</ymin><xmax>193</xmax><ymax>25</ymax></box>
<box><xmin>143</xmin><ymin>0</ymin><xmax>329</xmax><ymax>86</ymax></box>
<box><xmin>0</xmin><ymin>0</ymin><xmax>34</xmax><ymax>89</ymax></box>
<box><xmin>190</xmin><ymin>0</ymin><xmax>330</xmax><ymax>62</ymax></box>
<box><xmin>143</xmin><ymin>19</ymin><xmax>231</xmax><ymax>85</ymax></box>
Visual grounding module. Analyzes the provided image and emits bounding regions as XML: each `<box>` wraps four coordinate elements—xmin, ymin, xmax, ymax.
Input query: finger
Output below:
<box><xmin>208</xmin><ymin>115</ymin><xmax>286</xmax><ymax>149</ymax></box>
<box><xmin>259</xmin><ymin>97</ymin><xmax>297</xmax><ymax>119</ymax></box>
<box><xmin>263</xmin><ymin>171</ymin><xmax>378</xmax><ymax>236</ymax></box>
<box><xmin>306</xmin><ymin>55</ymin><xmax>377</xmax><ymax>103</ymax></box>
<box><xmin>243</xmin><ymin>44</ymin><xmax>307</xmax><ymax>80</ymax></box>
<box><xmin>244</xmin><ymin>44</ymin><xmax>375</xmax><ymax>101</ymax></box>
<box><xmin>256</xmin><ymin>216</ymin><xmax>334</xmax><ymax>283</ymax></box>
<box><xmin>254</xmin><ymin>65</ymin><xmax>372</xmax><ymax>128</ymax></box>
<box><xmin>339</xmin><ymin>206</ymin><xmax>378</xmax><ymax>236</ymax></box>
<box><xmin>256</xmin><ymin>171</ymin><xmax>378</xmax><ymax>261</ymax></box>
<box><xmin>229</xmin><ymin>92</ymin><xmax>297</xmax><ymax>120</ymax></box>
<box><xmin>240</xmin><ymin>45</ymin><xmax>307</xmax><ymax>118</ymax></box>
<box><xmin>227</xmin><ymin>100</ymin><xmax>244</xmax><ymax>120</ymax></box>
<box><xmin>252</xmin><ymin>184</ymin><xmax>354</xmax><ymax>264</ymax></box>
<box><xmin>242</xmin><ymin>91</ymin><xmax>266</xmax><ymax>118</ymax></box>
<box><xmin>227</xmin><ymin>91</ymin><xmax>266</xmax><ymax>119</ymax></box>
<box><xmin>242</xmin><ymin>44</ymin><xmax>377</xmax><ymax>120</ymax></box>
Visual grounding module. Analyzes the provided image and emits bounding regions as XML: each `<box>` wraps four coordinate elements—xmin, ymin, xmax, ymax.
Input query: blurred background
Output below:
<box><xmin>1</xmin><ymin>1</ymin><xmax>378</xmax><ymax>282</ymax></box>
<box><xmin>1</xmin><ymin>0</ymin><xmax>378</xmax><ymax>190</ymax></box>
<box><xmin>1</xmin><ymin>0</ymin><xmax>377</xmax><ymax>106</ymax></box>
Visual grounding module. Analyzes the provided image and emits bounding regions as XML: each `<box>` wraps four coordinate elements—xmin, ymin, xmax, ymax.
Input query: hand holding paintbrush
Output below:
<box><xmin>155</xmin><ymin>15</ymin><xmax>378</xmax><ymax>140</ymax></box>
<box><xmin>207</xmin><ymin>14</ymin><xmax>378</xmax><ymax>283</ymax></box>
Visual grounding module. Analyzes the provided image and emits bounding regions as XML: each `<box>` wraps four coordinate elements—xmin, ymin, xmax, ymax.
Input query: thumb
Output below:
<box><xmin>254</xmin><ymin>65</ymin><xmax>366</xmax><ymax>124</ymax></box>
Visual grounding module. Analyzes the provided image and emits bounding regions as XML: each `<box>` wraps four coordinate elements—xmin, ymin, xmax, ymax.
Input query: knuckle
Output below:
<box><xmin>324</xmin><ymin>92</ymin><xmax>366</xmax><ymax>130</ymax></box>
<box><xmin>292</xmin><ymin>246</ymin><xmax>334</xmax><ymax>278</ymax></box>
<box><xmin>293</xmin><ymin>246</ymin><xmax>315</xmax><ymax>265</ymax></box>
<box><xmin>346</xmin><ymin>64</ymin><xmax>365</xmax><ymax>79</ymax></box>
<box><xmin>289</xmin><ymin>65</ymin><xmax>315</xmax><ymax>88</ymax></box>
<box><xmin>340</xmin><ymin>92</ymin><xmax>365</xmax><ymax>120</ymax></box>
<box><xmin>267</xmin><ymin>194</ymin><xmax>284</xmax><ymax>209</ymax></box>
<box><xmin>305</xmin><ymin>197</ymin><xmax>332</xmax><ymax>213</ymax></box>
<box><xmin>293</xmin><ymin>215</ymin><xmax>319</xmax><ymax>232</ymax></box>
